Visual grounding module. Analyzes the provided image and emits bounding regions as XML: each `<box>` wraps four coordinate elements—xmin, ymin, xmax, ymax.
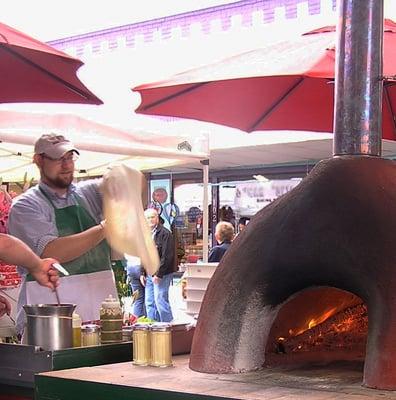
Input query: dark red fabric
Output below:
<box><xmin>0</xmin><ymin>22</ymin><xmax>102</xmax><ymax>104</ymax></box>
<box><xmin>134</xmin><ymin>19</ymin><xmax>396</xmax><ymax>140</ymax></box>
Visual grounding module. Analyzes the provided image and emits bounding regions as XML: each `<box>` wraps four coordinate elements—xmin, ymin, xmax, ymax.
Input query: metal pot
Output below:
<box><xmin>23</xmin><ymin>304</ymin><xmax>76</xmax><ymax>350</ymax></box>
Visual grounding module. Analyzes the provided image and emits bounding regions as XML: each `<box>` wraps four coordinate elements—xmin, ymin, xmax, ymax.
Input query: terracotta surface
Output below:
<box><xmin>190</xmin><ymin>156</ymin><xmax>396</xmax><ymax>390</ymax></box>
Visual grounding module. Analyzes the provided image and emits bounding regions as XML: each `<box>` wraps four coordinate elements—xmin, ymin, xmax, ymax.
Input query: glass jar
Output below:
<box><xmin>100</xmin><ymin>294</ymin><xmax>123</xmax><ymax>344</ymax></box>
<box><xmin>132</xmin><ymin>323</ymin><xmax>151</xmax><ymax>366</ymax></box>
<box><xmin>150</xmin><ymin>323</ymin><xmax>172</xmax><ymax>367</ymax></box>
<box><xmin>81</xmin><ymin>324</ymin><xmax>100</xmax><ymax>347</ymax></box>
<box><xmin>72</xmin><ymin>312</ymin><xmax>82</xmax><ymax>347</ymax></box>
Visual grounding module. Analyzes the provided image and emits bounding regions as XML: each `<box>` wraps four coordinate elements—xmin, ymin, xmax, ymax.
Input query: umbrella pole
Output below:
<box><xmin>333</xmin><ymin>0</ymin><xmax>384</xmax><ymax>156</ymax></box>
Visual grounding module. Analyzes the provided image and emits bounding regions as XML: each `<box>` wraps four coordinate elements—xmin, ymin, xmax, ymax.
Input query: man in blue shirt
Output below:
<box><xmin>8</xmin><ymin>133</ymin><xmax>117</xmax><ymax>333</ymax></box>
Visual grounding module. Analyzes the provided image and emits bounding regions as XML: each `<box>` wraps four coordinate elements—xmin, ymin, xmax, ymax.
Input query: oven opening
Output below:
<box><xmin>265</xmin><ymin>287</ymin><xmax>367</xmax><ymax>367</ymax></box>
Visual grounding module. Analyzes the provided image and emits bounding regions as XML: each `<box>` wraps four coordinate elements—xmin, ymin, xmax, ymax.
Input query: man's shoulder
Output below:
<box><xmin>11</xmin><ymin>185</ymin><xmax>43</xmax><ymax>207</ymax></box>
<box><xmin>74</xmin><ymin>178</ymin><xmax>102</xmax><ymax>200</ymax></box>
<box><xmin>75</xmin><ymin>178</ymin><xmax>101</xmax><ymax>192</ymax></box>
<box><xmin>157</xmin><ymin>225</ymin><xmax>172</xmax><ymax>237</ymax></box>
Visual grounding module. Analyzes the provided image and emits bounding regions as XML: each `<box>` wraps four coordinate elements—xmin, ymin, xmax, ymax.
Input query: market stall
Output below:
<box><xmin>0</xmin><ymin>110</ymin><xmax>209</xmax><ymax>399</ymax></box>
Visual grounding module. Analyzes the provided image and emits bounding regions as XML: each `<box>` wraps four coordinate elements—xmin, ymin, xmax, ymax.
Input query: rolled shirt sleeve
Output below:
<box><xmin>8</xmin><ymin>189</ymin><xmax>58</xmax><ymax>257</ymax></box>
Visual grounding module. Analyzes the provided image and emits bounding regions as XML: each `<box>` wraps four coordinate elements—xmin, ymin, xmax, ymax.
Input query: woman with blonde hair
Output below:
<box><xmin>208</xmin><ymin>221</ymin><xmax>234</xmax><ymax>263</ymax></box>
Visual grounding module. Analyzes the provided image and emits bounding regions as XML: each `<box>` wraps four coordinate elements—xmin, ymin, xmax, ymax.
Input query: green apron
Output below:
<box><xmin>24</xmin><ymin>188</ymin><xmax>117</xmax><ymax>323</ymax></box>
<box><xmin>38</xmin><ymin>188</ymin><xmax>110</xmax><ymax>275</ymax></box>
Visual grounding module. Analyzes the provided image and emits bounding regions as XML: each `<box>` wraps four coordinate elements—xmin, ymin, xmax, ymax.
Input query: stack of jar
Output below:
<box><xmin>100</xmin><ymin>294</ymin><xmax>123</xmax><ymax>344</ymax></box>
<box><xmin>70</xmin><ymin>295</ymin><xmax>124</xmax><ymax>348</ymax></box>
<box><xmin>132</xmin><ymin>322</ymin><xmax>172</xmax><ymax>367</ymax></box>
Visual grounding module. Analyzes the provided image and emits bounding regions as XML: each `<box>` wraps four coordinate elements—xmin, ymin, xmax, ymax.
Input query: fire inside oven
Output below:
<box><xmin>265</xmin><ymin>287</ymin><xmax>367</xmax><ymax>366</ymax></box>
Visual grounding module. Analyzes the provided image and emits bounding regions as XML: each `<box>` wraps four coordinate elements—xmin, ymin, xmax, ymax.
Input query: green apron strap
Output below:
<box><xmin>38</xmin><ymin>186</ymin><xmax>56</xmax><ymax>208</ymax></box>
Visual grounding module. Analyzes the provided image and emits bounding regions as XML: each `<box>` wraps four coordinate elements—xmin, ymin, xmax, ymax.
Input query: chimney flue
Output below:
<box><xmin>333</xmin><ymin>0</ymin><xmax>384</xmax><ymax>156</ymax></box>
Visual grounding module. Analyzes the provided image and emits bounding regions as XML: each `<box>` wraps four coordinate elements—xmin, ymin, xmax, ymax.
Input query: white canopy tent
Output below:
<box><xmin>0</xmin><ymin>110</ymin><xmax>209</xmax><ymax>182</ymax></box>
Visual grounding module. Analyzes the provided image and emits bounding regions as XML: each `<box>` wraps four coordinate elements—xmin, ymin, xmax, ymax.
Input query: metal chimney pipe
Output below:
<box><xmin>333</xmin><ymin>0</ymin><xmax>384</xmax><ymax>156</ymax></box>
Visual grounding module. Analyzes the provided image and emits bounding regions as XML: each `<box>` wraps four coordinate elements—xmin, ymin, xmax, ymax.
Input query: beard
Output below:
<box><xmin>42</xmin><ymin>170</ymin><xmax>74</xmax><ymax>189</ymax></box>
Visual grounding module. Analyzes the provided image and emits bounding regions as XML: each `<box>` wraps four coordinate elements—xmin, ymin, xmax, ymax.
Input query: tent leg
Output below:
<box><xmin>201</xmin><ymin>160</ymin><xmax>209</xmax><ymax>263</ymax></box>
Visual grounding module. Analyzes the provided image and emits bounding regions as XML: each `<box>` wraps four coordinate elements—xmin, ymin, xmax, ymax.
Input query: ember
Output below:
<box><xmin>275</xmin><ymin>303</ymin><xmax>368</xmax><ymax>354</ymax></box>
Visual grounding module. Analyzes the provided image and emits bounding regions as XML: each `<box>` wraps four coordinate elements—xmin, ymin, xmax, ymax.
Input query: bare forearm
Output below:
<box><xmin>41</xmin><ymin>225</ymin><xmax>105</xmax><ymax>263</ymax></box>
<box><xmin>0</xmin><ymin>234</ymin><xmax>42</xmax><ymax>271</ymax></box>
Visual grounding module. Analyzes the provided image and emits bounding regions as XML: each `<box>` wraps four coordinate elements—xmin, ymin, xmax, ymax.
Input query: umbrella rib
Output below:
<box><xmin>1</xmin><ymin>45</ymin><xmax>95</xmax><ymax>101</ymax></box>
<box><xmin>384</xmin><ymin>82</ymin><xmax>396</xmax><ymax>140</ymax></box>
<box><xmin>141</xmin><ymin>82</ymin><xmax>208</xmax><ymax>111</ymax></box>
<box><xmin>248</xmin><ymin>77</ymin><xmax>304</xmax><ymax>132</ymax></box>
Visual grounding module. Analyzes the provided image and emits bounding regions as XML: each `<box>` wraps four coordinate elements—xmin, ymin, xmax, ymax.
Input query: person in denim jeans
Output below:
<box><xmin>125</xmin><ymin>255</ymin><xmax>145</xmax><ymax>317</ymax></box>
<box><xmin>140</xmin><ymin>208</ymin><xmax>175</xmax><ymax>322</ymax></box>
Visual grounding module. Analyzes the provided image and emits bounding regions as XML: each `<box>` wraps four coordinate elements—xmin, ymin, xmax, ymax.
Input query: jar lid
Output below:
<box><xmin>81</xmin><ymin>324</ymin><xmax>100</xmax><ymax>333</ymax></box>
<box><xmin>101</xmin><ymin>294</ymin><xmax>121</xmax><ymax>309</ymax></box>
<box><xmin>150</xmin><ymin>322</ymin><xmax>172</xmax><ymax>332</ymax></box>
<box><xmin>133</xmin><ymin>323</ymin><xmax>150</xmax><ymax>331</ymax></box>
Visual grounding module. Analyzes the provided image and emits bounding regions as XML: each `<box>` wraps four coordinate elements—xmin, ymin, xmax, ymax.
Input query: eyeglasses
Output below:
<box><xmin>41</xmin><ymin>153</ymin><xmax>79</xmax><ymax>164</ymax></box>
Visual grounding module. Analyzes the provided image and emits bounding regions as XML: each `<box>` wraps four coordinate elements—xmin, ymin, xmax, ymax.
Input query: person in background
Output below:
<box><xmin>140</xmin><ymin>208</ymin><xmax>175</xmax><ymax>322</ymax></box>
<box><xmin>237</xmin><ymin>217</ymin><xmax>250</xmax><ymax>235</ymax></box>
<box><xmin>0</xmin><ymin>296</ymin><xmax>11</xmax><ymax>318</ymax></box>
<box><xmin>8</xmin><ymin>133</ymin><xmax>118</xmax><ymax>334</ymax></box>
<box><xmin>0</xmin><ymin>233</ymin><xmax>59</xmax><ymax>317</ymax></box>
<box><xmin>208</xmin><ymin>221</ymin><xmax>235</xmax><ymax>263</ymax></box>
<box><xmin>125</xmin><ymin>254</ymin><xmax>145</xmax><ymax>317</ymax></box>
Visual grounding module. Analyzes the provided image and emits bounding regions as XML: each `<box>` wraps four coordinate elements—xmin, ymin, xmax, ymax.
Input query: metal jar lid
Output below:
<box><xmin>150</xmin><ymin>322</ymin><xmax>172</xmax><ymax>332</ymax></box>
<box><xmin>133</xmin><ymin>323</ymin><xmax>151</xmax><ymax>331</ymax></box>
<box><xmin>81</xmin><ymin>324</ymin><xmax>100</xmax><ymax>333</ymax></box>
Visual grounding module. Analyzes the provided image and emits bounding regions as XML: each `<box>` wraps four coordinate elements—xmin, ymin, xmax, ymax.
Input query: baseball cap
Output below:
<box><xmin>34</xmin><ymin>133</ymin><xmax>80</xmax><ymax>159</ymax></box>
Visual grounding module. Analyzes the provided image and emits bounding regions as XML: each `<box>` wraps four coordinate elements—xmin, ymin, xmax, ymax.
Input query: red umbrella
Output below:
<box><xmin>133</xmin><ymin>19</ymin><xmax>396</xmax><ymax>140</ymax></box>
<box><xmin>0</xmin><ymin>21</ymin><xmax>102</xmax><ymax>104</ymax></box>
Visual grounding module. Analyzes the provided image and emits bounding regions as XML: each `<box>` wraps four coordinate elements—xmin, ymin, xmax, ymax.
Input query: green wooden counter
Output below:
<box><xmin>0</xmin><ymin>342</ymin><xmax>133</xmax><ymax>399</ymax></box>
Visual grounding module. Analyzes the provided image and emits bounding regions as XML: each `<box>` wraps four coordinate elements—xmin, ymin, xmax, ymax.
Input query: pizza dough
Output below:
<box><xmin>101</xmin><ymin>164</ymin><xmax>159</xmax><ymax>275</ymax></box>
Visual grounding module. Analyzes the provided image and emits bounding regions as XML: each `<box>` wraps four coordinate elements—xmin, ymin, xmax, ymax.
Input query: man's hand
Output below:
<box><xmin>139</xmin><ymin>275</ymin><xmax>146</xmax><ymax>287</ymax></box>
<box><xmin>153</xmin><ymin>275</ymin><xmax>162</xmax><ymax>285</ymax></box>
<box><xmin>29</xmin><ymin>258</ymin><xmax>60</xmax><ymax>290</ymax></box>
<box><xmin>0</xmin><ymin>295</ymin><xmax>11</xmax><ymax>317</ymax></box>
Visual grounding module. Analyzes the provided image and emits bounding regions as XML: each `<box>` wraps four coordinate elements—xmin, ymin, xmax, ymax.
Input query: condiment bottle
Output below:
<box><xmin>132</xmin><ymin>323</ymin><xmax>151</xmax><ymax>365</ymax></box>
<box><xmin>81</xmin><ymin>324</ymin><xmax>100</xmax><ymax>346</ymax></box>
<box><xmin>72</xmin><ymin>312</ymin><xmax>82</xmax><ymax>347</ymax></box>
<box><xmin>150</xmin><ymin>322</ymin><xmax>173</xmax><ymax>367</ymax></box>
<box><xmin>100</xmin><ymin>294</ymin><xmax>123</xmax><ymax>344</ymax></box>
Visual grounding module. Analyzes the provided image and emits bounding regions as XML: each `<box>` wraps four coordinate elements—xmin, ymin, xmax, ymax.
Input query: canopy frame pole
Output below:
<box><xmin>201</xmin><ymin>159</ymin><xmax>209</xmax><ymax>263</ymax></box>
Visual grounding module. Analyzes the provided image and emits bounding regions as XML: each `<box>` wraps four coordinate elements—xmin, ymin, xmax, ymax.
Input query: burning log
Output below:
<box><xmin>276</xmin><ymin>303</ymin><xmax>368</xmax><ymax>354</ymax></box>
